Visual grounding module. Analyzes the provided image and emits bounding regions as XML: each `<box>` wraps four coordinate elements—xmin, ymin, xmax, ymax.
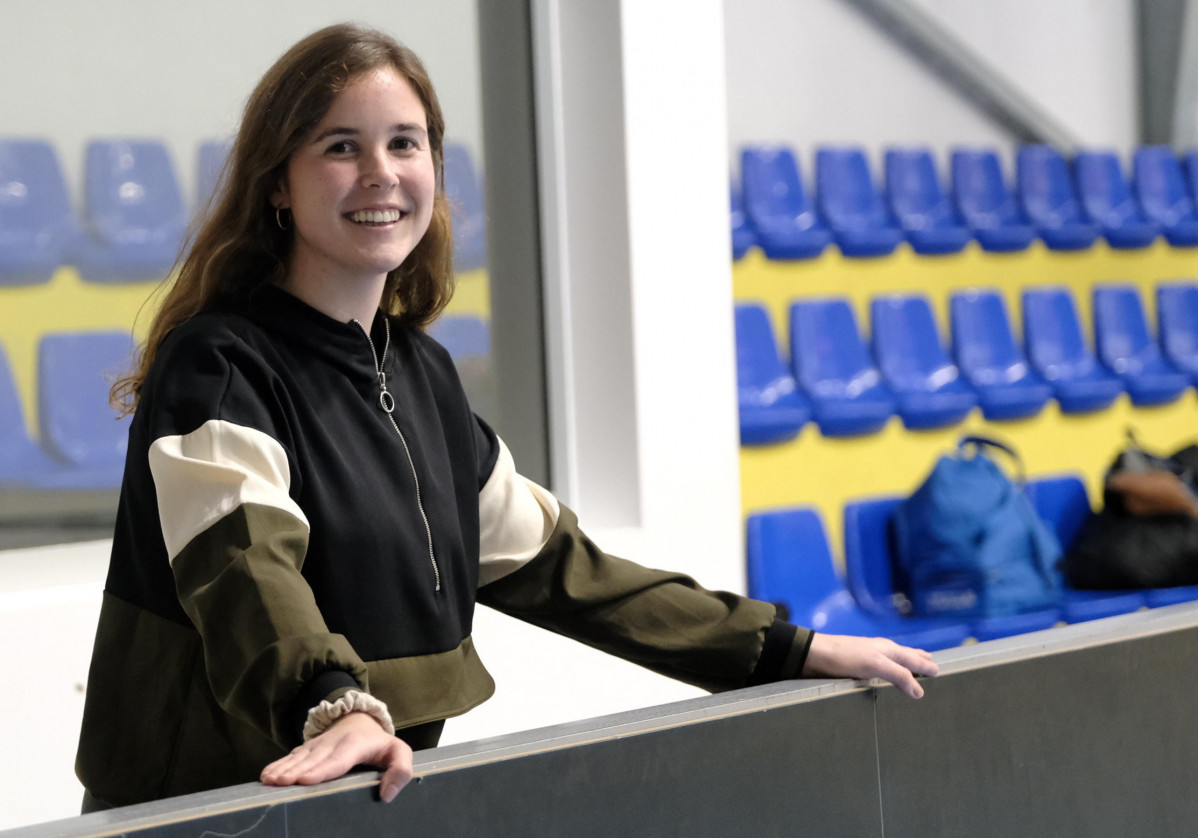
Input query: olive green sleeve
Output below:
<box><xmin>477</xmin><ymin>504</ymin><xmax>813</xmax><ymax>692</ymax></box>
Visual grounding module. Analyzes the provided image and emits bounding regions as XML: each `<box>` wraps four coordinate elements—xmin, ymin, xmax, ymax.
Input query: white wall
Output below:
<box><xmin>724</xmin><ymin>0</ymin><xmax>1138</xmax><ymax>175</ymax></box>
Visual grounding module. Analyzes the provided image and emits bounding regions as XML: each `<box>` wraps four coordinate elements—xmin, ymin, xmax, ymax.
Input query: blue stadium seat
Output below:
<box><xmin>951</xmin><ymin>148</ymin><xmax>1036</xmax><ymax>252</ymax></box>
<box><xmin>0</xmin><ymin>344</ymin><xmax>74</xmax><ymax>488</ymax></box>
<box><xmin>870</xmin><ymin>294</ymin><xmax>978</xmax><ymax>429</ymax></box>
<box><xmin>1022</xmin><ymin>287</ymin><xmax>1124</xmax><ymax>413</ymax></box>
<box><xmin>1133</xmin><ymin>146</ymin><xmax>1198</xmax><ymax>247</ymax></box>
<box><xmin>1157</xmin><ymin>280</ymin><xmax>1198</xmax><ymax>381</ymax></box>
<box><xmin>843</xmin><ymin>495</ymin><xmax>1059</xmax><ymax>642</ymax></box>
<box><xmin>734</xmin><ymin>304</ymin><xmax>810</xmax><ymax>445</ymax></box>
<box><xmin>950</xmin><ymin>289</ymin><xmax>1052</xmax><ymax>421</ymax></box>
<box><xmin>0</xmin><ymin>139</ymin><xmax>81</xmax><ymax>285</ymax></box>
<box><xmin>427</xmin><ymin>315</ymin><xmax>490</xmax><ymax>362</ymax></box>
<box><xmin>1024</xmin><ymin>474</ymin><xmax>1147</xmax><ymax>622</ymax></box>
<box><xmin>195</xmin><ymin>138</ymin><xmax>232</xmax><ymax>217</ymax></box>
<box><xmin>729</xmin><ymin>184</ymin><xmax>756</xmax><ymax>260</ymax></box>
<box><xmin>789</xmin><ymin>298</ymin><xmax>895</xmax><ymax>437</ymax></box>
<box><xmin>815</xmin><ymin>146</ymin><xmax>904</xmax><ymax>257</ymax></box>
<box><xmin>884</xmin><ymin>147</ymin><xmax>971</xmax><ymax>255</ymax></box>
<box><xmin>1016</xmin><ymin>145</ymin><xmax>1099</xmax><ymax>250</ymax></box>
<box><xmin>739</xmin><ymin>146</ymin><xmax>831</xmax><ymax>259</ymax></box>
<box><xmin>1073</xmin><ymin>150</ymin><xmax>1159</xmax><ymax>249</ymax></box>
<box><xmin>1092</xmin><ymin>283</ymin><xmax>1189</xmax><ymax>406</ymax></box>
<box><xmin>443</xmin><ymin>142</ymin><xmax>487</xmax><ymax>273</ymax></box>
<box><xmin>75</xmin><ymin>139</ymin><xmax>188</xmax><ymax>283</ymax></box>
<box><xmin>36</xmin><ymin>331</ymin><xmax>134</xmax><ymax>489</ymax></box>
<box><xmin>747</xmin><ymin>507</ymin><xmax>968</xmax><ymax>651</ymax></box>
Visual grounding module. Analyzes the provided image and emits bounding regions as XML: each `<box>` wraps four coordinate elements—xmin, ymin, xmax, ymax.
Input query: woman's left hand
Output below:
<box><xmin>260</xmin><ymin>711</ymin><xmax>414</xmax><ymax>802</ymax></box>
<box><xmin>802</xmin><ymin>633</ymin><xmax>939</xmax><ymax>699</ymax></box>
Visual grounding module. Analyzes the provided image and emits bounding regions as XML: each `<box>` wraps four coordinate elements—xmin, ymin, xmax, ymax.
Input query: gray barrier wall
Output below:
<box><xmin>11</xmin><ymin>603</ymin><xmax>1198</xmax><ymax>838</ymax></box>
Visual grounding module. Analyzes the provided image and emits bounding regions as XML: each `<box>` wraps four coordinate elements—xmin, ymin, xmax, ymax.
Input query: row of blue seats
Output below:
<box><xmin>732</xmin><ymin>144</ymin><xmax>1198</xmax><ymax>259</ymax></box>
<box><xmin>0</xmin><ymin>316</ymin><xmax>491</xmax><ymax>491</ymax></box>
<box><xmin>737</xmin><ymin>281</ymin><xmax>1198</xmax><ymax>444</ymax></box>
<box><xmin>748</xmin><ymin>474</ymin><xmax>1198</xmax><ymax>651</ymax></box>
<box><xmin>0</xmin><ymin>138</ymin><xmax>487</xmax><ymax>286</ymax></box>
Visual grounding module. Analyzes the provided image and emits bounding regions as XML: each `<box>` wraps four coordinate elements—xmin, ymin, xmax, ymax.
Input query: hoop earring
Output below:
<box><xmin>275</xmin><ymin>207</ymin><xmax>290</xmax><ymax>231</ymax></box>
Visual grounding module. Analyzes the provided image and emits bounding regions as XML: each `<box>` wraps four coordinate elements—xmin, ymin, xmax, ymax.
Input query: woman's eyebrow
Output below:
<box><xmin>310</xmin><ymin>124</ymin><xmax>427</xmax><ymax>144</ymax></box>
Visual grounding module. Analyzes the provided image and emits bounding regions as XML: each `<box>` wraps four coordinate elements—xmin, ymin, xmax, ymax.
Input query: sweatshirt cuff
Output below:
<box><xmin>289</xmin><ymin>669</ymin><xmax>362</xmax><ymax>743</ymax></box>
<box><xmin>747</xmin><ymin>619</ymin><xmax>815</xmax><ymax>686</ymax></box>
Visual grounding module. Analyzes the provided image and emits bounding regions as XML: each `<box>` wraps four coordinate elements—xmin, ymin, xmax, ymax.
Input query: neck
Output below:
<box><xmin>277</xmin><ymin>269</ymin><xmax>387</xmax><ymax>328</ymax></box>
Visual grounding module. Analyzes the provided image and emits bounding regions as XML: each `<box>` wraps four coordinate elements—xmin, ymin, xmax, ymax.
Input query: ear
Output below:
<box><xmin>271</xmin><ymin>177</ymin><xmax>291</xmax><ymax>210</ymax></box>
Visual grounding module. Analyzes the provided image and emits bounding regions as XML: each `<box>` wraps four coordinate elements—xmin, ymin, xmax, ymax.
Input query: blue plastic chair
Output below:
<box><xmin>428</xmin><ymin>315</ymin><xmax>490</xmax><ymax>362</ymax></box>
<box><xmin>734</xmin><ymin>304</ymin><xmax>810</xmax><ymax>445</ymax></box>
<box><xmin>195</xmin><ymin>138</ymin><xmax>232</xmax><ymax>217</ymax></box>
<box><xmin>1092</xmin><ymin>283</ymin><xmax>1189</xmax><ymax>406</ymax></box>
<box><xmin>815</xmin><ymin>146</ymin><xmax>904</xmax><ymax>257</ymax></box>
<box><xmin>1133</xmin><ymin>146</ymin><xmax>1198</xmax><ymax>247</ymax></box>
<box><xmin>884</xmin><ymin>147</ymin><xmax>971</xmax><ymax>255</ymax></box>
<box><xmin>950</xmin><ymin>289</ymin><xmax>1052</xmax><ymax>421</ymax></box>
<box><xmin>1022</xmin><ymin>287</ymin><xmax>1124</xmax><ymax>413</ymax></box>
<box><xmin>0</xmin><ymin>139</ymin><xmax>81</xmax><ymax>285</ymax></box>
<box><xmin>1073</xmin><ymin>150</ymin><xmax>1159</xmax><ymax>249</ymax></box>
<box><xmin>443</xmin><ymin>142</ymin><xmax>487</xmax><ymax>273</ymax></box>
<box><xmin>950</xmin><ymin>148</ymin><xmax>1036</xmax><ymax>252</ymax></box>
<box><xmin>789</xmin><ymin>298</ymin><xmax>896</xmax><ymax>437</ymax></box>
<box><xmin>844</xmin><ymin>494</ymin><xmax>1060</xmax><ymax>642</ymax></box>
<box><xmin>730</xmin><ymin>185</ymin><xmax>756</xmax><ymax>260</ymax></box>
<box><xmin>0</xmin><ymin>343</ymin><xmax>77</xmax><ymax>488</ymax></box>
<box><xmin>739</xmin><ymin>146</ymin><xmax>832</xmax><ymax>260</ymax></box>
<box><xmin>1024</xmin><ymin>474</ymin><xmax>1147</xmax><ymax>622</ymax></box>
<box><xmin>36</xmin><ymin>331</ymin><xmax>135</xmax><ymax>489</ymax></box>
<box><xmin>747</xmin><ymin>507</ymin><xmax>968</xmax><ymax>651</ymax></box>
<box><xmin>1016</xmin><ymin>145</ymin><xmax>1099</xmax><ymax>250</ymax></box>
<box><xmin>75</xmin><ymin>139</ymin><xmax>188</xmax><ymax>283</ymax></box>
<box><xmin>870</xmin><ymin>294</ymin><xmax>978</xmax><ymax>429</ymax></box>
<box><xmin>1157</xmin><ymin>280</ymin><xmax>1198</xmax><ymax>381</ymax></box>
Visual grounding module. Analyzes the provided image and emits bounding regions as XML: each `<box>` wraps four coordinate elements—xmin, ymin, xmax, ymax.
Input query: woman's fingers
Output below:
<box><xmin>802</xmin><ymin>633</ymin><xmax>940</xmax><ymax>699</ymax></box>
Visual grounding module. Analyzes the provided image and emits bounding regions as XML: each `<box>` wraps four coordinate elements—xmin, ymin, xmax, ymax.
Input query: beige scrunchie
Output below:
<box><xmin>302</xmin><ymin>689</ymin><xmax>396</xmax><ymax>742</ymax></box>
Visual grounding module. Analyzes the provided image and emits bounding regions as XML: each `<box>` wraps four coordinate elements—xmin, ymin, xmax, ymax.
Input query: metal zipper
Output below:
<box><xmin>354</xmin><ymin>317</ymin><xmax>441</xmax><ymax>592</ymax></box>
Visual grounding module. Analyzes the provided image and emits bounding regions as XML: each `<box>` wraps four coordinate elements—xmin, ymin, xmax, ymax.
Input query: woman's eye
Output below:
<box><xmin>326</xmin><ymin>140</ymin><xmax>354</xmax><ymax>154</ymax></box>
<box><xmin>391</xmin><ymin>137</ymin><xmax>416</xmax><ymax>151</ymax></box>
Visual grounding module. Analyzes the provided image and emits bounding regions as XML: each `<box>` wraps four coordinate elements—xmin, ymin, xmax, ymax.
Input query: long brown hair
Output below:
<box><xmin>112</xmin><ymin>23</ymin><xmax>454</xmax><ymax>414</ymax></box>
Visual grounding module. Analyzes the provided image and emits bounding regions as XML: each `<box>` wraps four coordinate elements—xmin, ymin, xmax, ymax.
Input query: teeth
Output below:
<box><xmin>350</xmin><ymin>209</ymin><xmax>401</xmax><ymax>224</ymax></box>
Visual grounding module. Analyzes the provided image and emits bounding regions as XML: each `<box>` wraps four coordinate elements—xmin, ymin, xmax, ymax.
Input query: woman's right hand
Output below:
<box><xmin>260</xmin><ymin>711</ymin><xmax>414</xmax><ymax>802</ymax></box>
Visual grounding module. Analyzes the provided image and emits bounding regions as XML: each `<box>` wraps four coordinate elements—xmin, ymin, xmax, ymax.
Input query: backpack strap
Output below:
<box><xmin>958</xmin><ymin>435</ymin><xmax>1026</xmax><ymax>483</ymax></box>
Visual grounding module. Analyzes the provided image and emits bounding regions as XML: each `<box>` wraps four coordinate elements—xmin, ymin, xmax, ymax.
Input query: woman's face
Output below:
<box><xmin>274</xmin><ymin>65</ymin><xmax>437</xmax><ymax>290</ymax></box>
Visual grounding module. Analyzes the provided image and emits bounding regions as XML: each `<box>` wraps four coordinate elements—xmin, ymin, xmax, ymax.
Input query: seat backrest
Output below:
<box><xmin>871</xmin><ymin>294</ymin><xmax>957</xmax><ymax>391</ymax></box>
<box><xmin>1157</xmin><ymin>281</ymin><xmax>1198</xmax><ymax>362</ymax></box>
<box><xmin>740</xmin><ymin>146</ymin><xmax>816</xmax><ymax>224</ymax></box>
<box><xmin>1183</xmin><ymin>151</ymin><xmax>1198</xmax><ymax>209</ymax></box>
<box><xmin>1022</xmin><ymin>287</ymin><xmax>1099</xmax><ymax>377</ymax></box>
<box><xmin>843</xmin><ymin>495</ymin><xmax>907</xmax><ymax>616</ymax></box>
<box><xmin>790</xmin><ymin>298</ymin><xmax>883</xmax><ymax>397</ymax></box>
<box><xmin>816</xmin><ymin>146</ymin><xmax>891</xmax><ymax>229</ymax></box>
<box><xmin>1134</xmin><ymin>146</ymin><xmax>1196</xmax><ymax>226</ymax></box>
<box><xmin>1025</xmin><ymin>474</ymin><xmax>1092</xmax><ymax>552</ymax></box>
<box><xmin>84</xmin><ymin>139</ymin><xmax>186</xmax><ymax>245</ymax></box>
<box><xmin>746</xmin><ymin>507</ymin><xmax>840</xmax><ymax>618</ymax></box>
<box><xmin>951</xmin><ymin>147</ymin><xmax>1025</xmax><ymax>227</ymax></box>
<box><xmin>428</xmin><ymin>315</ymin><xmax>490</xmax><ymax>362</ymax></box>
<box><xmin>195</xmin><ymin>138</ymin><xmax>232</xmax><ymax>215</ymax></box>
<box><xmin>1017</xmin><ymin>144</ymin><xmax>1085</xmax><ymax>225</ymax></box>
<box><xmin>38</xmin><ymin>331</ymin><xmax>135</xmax><ymax>467</ymax></box>
<box><xmin>950</xmin><ymin>290</ymin><xmax>1024</xmax><ymax>382</ymax></box>
<box><xmin>0</xmin><ymin>139</ymin><xmax>76</xmax><ymax>244</ymax></box>
<box><xmin>1093</xmin><ymin>284</ymin><xmax>1162</xmax><ymax>374</ymax></box>
<box><xmin>885</xmin><ymin>147</ymin><xmax>957</xmax><ymax>227</ymax></box>
<box><xmin>734</xmin><ymin>304</ymin><xmax>797</xmax><ymax>404</ymax></box>
<box><xmin>1074</xmin><ymin>150</ymin><xmax>1142</xmax><ymax>225</ymax></box>
<box><xmin>0</xmin><ymin>343</ymin><xmax>41</xmax><ymax>470</ymax></box>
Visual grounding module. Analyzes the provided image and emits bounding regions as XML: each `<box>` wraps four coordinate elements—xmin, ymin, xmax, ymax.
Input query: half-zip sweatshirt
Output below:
<box><xmin>76</xmin><ymin>284</ymin><xmax>812</xmax><ymax>807</ymax></box>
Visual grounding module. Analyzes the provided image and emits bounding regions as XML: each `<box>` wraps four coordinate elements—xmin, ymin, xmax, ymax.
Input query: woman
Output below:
<box><xmin>76</xmin><ymin>22</ymin><xmax>936</xmax><ymax>811</ymax></box>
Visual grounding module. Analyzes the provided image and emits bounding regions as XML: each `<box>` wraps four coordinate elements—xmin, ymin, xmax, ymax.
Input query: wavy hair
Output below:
<box><xmin>112</xmin><ymin>23</ymin><xmax>453</xmax><ymax>413</ymax></box>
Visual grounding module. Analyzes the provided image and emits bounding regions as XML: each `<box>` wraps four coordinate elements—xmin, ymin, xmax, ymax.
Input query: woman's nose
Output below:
<box><xmin>360</xmin><ymin>147</ymin><xmax>398</xmax><ymax>189</ymax></box>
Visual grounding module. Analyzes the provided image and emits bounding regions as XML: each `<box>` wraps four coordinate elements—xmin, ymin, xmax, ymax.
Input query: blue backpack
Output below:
<box><xmin>892</xmin><ymin>436</ymin><xmax>1061</xmax><ymax>618</ymax></box>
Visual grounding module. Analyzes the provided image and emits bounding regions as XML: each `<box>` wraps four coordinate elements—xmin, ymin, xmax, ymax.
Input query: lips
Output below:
<box><xmin>348</xmin><ymin>208</ymin><xmax>403</xmax><ymax>224</ymax></box>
